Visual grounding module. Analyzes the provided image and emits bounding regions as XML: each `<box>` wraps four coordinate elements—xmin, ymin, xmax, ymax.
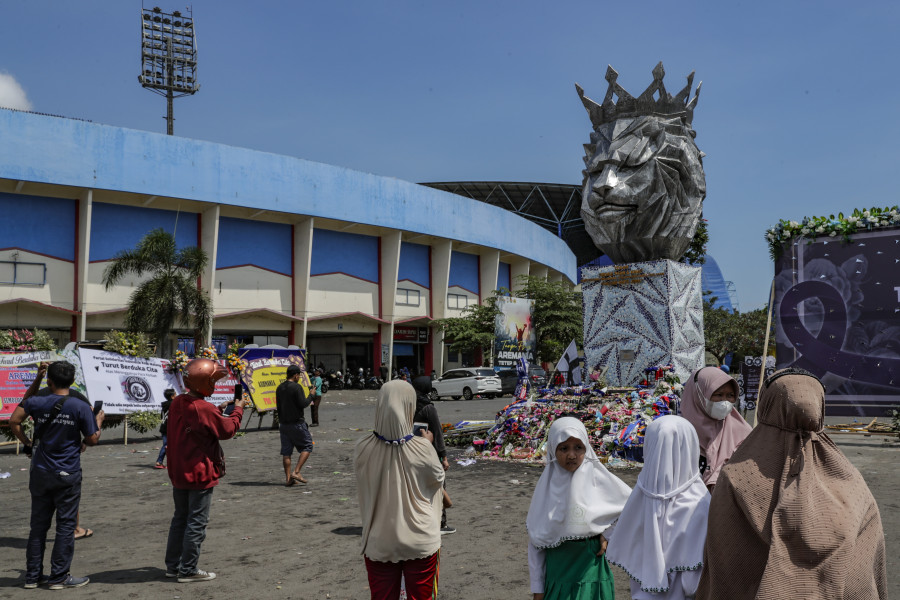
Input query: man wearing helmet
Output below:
<box><xmin>164</xmin><ymin>358</ymin><xmax>245</xmax><ymax>583</ymax></box>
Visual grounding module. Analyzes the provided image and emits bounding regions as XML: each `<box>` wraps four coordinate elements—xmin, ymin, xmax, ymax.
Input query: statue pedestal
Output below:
<box><xmin>582</xmin><ymin>259</ymin><xmax>705</xmax><ymax>386</ymax></box>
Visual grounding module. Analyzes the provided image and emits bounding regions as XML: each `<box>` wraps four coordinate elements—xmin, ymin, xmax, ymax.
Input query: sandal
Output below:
<box><xmin>291</xmin><ymin>474</ymin><xmax>307</xmax><ymax>484</ymax></box>
<box><xmin>74</xmin><ymin>529</ymin><xmax>93</xmax><ymax>540</ymax></box>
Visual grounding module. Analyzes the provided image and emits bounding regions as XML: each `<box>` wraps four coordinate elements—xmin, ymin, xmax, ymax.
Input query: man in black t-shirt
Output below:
<box><xmin>275</xmin><ymin>365</ymin><xmax>313</xmax><ymax>486</ymax></box>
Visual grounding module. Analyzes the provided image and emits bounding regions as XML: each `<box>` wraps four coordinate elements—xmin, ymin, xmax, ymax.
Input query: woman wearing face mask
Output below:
<box><xmin>526</xmin><ymin>417</ymin><xmax>632</xmax><ymax>600</ymax></box>
<box><xmin>681</xmin><ymin>367</ymin><xmax>752</xmax><ymax>492</ymax></box>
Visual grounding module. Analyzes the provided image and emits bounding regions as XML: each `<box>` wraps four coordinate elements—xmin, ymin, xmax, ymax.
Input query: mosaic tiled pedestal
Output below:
<box><xmin>582</xmin><ymin>259</ymin><xmax>705</xmax><ymax>386</ymax></box>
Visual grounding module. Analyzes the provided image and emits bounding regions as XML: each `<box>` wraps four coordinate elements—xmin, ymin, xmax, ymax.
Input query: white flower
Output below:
<box><xmin>815</xmin><ymin>225</ymin><xmax>825</xmax><ymax>233</ymax></box>
<box><xmin>847</xmin><ymin>216</ymin><xmax>859</xmax><ymax>224</ymax></box>
<box><xmin>785</xmin><ymin>231</ymin><xmax>792</xmax><ymax>238</ymax></box>
<box><xmin>801</xmin><ymin>227</ymin><xmax>810</xmax><ymax>234</ymax></box>
<box><xmin>863</xmin><ymin>210</ymin><xmax>870</xmax><ymax>217</ymax></box>
<box><xmin>789</xmin><ymin>220</ymin><xmax>800</xmax><ymax>228</ymax></box>
<box><xmin>766</xmin><ymin>233</ymin><xmax>775</xmax><ymax>241</ymax></box>
<box><xmin>829</xmin><ymin>231</ymin><xmax>837</xmax><ymax>237</ymax></box>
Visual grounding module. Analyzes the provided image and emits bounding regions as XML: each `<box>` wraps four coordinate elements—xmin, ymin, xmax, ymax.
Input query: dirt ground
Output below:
<box><xmin>1</xmin><ymin>389</ymin><xmax>897</xmax><ymax>600</ymax></box>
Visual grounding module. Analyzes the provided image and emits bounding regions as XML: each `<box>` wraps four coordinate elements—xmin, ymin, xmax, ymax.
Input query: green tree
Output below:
<box><xmin>703</xmin><ymin>292</ymin><xmax>773</xmax><ymax>364</ymax></box>
<box><xmin>432</xmin><ymin>295</ymin><xmax>501</xmax><ymax>363</ymax></box>
<box><xmin>102</xmin><ymin>228</ymin><xmax>212</xmax><ymax>357</ymax></box>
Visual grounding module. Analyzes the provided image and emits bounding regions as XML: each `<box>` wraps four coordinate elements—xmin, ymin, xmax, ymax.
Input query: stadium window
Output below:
<box><xmin>396</xmin><ymin>288</ymin><xmax>420</xmax><ymax>307</ymax></box>
<box><xmin>447</xmin><ymin>293</ymin><xmax>468</xmax><ymax>310</ymax></box>
<box><xmin>0</xmin><ymin>260</ymin><xmax>47</xmax><ymax>286</ymax></box>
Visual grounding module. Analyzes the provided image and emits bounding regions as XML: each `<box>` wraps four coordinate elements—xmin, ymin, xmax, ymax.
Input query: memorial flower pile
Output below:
<box><xmin>470</xmin><ymin>383</ymin><xmax>681</xmax><ymax>463</ymax></box>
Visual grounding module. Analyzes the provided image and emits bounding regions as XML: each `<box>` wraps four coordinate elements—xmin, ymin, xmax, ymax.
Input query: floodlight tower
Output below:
<box><xmin>138</xmin><ymin>6</ymin><xmax>199</xmax><ymax>135</ymax></box>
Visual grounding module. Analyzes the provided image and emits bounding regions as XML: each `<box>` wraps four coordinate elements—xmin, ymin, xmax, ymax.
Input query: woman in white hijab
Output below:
<box><xmin>526</xmin><ymin>417</ymin><xmax>632</xmax><ymax>600</ymax></box>
<box><xmin>354</xmin><ymin>380</ymin><xmax>445</xmax><ymax>600</ymax></box>
<box><xmin>606</xmin><ymin>415</ymin><xmax>710</xmax><ymax>599</ymax></box>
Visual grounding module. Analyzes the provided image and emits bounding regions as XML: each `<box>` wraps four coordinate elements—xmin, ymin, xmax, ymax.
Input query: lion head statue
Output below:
<box><xmin>577</xmin><ymin>63</ymin><xmax>706</xmax><ymax>264</ymax></box>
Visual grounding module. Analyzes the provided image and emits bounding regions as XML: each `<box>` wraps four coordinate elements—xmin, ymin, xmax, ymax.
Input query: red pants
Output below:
<box><xmin>365</xmin><ymin>551</ymin><xmax>439</xmax><ymax>600</ymax></box>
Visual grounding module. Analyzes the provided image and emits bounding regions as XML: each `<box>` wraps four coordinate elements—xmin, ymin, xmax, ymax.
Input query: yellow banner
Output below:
<box><xmin>240</xmin><ymin>352</ymin><xmax>309</xmax><ymax>412</ymax></box>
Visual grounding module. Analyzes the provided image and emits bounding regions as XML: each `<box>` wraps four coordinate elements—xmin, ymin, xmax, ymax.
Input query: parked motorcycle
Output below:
<box><xmin>365</xmin><ymin>375</ymin><xmax>382</xmax><ymax>390</ymax></box>
<box><xmin>327</xmin><ymin>369</ymin><xmax>343</xmax><ymax>391</ymax></box>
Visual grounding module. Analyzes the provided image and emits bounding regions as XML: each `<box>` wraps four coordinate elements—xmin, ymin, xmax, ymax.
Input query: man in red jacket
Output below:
<box><xmin>164</xmin><ymin>358</ymin><xmax>244</xmax><ymax>583</ymax></box>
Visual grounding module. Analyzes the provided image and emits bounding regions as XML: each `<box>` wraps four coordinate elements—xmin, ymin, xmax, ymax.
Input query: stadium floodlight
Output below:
<box><xmin>138</xmin><ymin>5</ymin><xmax>199</xmax><ymax>135</ymax></box>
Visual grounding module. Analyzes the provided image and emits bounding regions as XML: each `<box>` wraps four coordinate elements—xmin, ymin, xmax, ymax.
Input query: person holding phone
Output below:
<box><xmin>9</xmin><ymin>361</ymin><xmax>105</xmax><ymax>590</ymax></box>
<box><xmin>22</xmin><ymin>362</ymin><xmax>95</xmax><ymax>541</ymax></box>
<box><xmin>354</xmin><ymin>380</ymin><xmax>444</xmax><ymax>599</ymax></box>
<box><xmin>411</xmin><ymin>376</ymin><xmax>454</xmax><ymax>535</ymax></box>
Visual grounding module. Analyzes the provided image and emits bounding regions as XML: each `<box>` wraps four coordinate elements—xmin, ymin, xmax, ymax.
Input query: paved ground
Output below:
<box><xmin>0</xmin><ymin>389</ymin><xmax>896</xmax><ymax>599</ymax></box>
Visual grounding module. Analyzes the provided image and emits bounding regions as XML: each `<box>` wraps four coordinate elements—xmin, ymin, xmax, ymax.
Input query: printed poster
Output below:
<box><xmin>493</xmin><ymin>296</ymin><xmax>536</xmax><ymax>368</ymax></box>
<box><xmin>79</xmin><ymin>348</ymin><xmax>181</xmax><ymax>415</ymax></box>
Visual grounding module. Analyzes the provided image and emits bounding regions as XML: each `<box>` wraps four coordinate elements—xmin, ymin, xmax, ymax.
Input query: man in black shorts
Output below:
<box><xmin>275</xmin><ymin>365</ymin><xmax>313</xmax><ymax>486</ymax></box>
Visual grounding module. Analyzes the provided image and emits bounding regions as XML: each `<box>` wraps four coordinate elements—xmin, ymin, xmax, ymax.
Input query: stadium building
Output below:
<box><xmin>0</xmin><ymin>108</ymin><xmax>576</xmax><ymax>375</ymax></box>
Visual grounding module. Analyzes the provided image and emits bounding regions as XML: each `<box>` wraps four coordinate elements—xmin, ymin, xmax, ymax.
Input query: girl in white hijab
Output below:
<box><xmin>526</xmin><ymin>417</ymin><xmax>632</xmax><ymax>600</ymax></box>
<box><xmin>354</xmin><ymin>380</ymin><xmax>445</xmax><ymax>600</ymax></box>
<box><xmin>606</xmin><ymin>415</ymin><xmax>710</xmax><ymax>599</ymax></box>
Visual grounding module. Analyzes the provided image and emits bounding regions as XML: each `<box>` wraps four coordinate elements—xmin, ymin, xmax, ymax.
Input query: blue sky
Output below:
<box><xmin>2</xmin><ymin>1</ymin><xmax>899</xmax><ymax>311</ymax></box>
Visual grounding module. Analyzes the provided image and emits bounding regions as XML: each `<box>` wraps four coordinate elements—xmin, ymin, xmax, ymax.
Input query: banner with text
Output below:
<box><xmin>493</xmin><ymin>297</ymin><xmax>536</xmax><ymax>368</ymax></box>
<box><xmin>0</xmin><ymin>350</ymin><xmax>65</xmax><ymax>368</ymax></box>
<box><xmin>1</xmin><ymin>348</ymin><xmax>85</xmax><ymax>418</ymax></box>
<box><xmin>79</xmin><ymin>349</ymin><xmax>181</xmax><ymax>415</ymax></box>
<box><xmin>238</xmin><ymin>348</ymin><xmax>310</xmax><ymax>412</ymax></box>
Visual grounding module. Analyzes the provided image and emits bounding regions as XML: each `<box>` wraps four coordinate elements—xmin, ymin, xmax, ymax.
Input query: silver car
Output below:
<box><xmin>431</xmin><ymin>368</ymin><xmax>502</xmax><ymax>400</ymax></box>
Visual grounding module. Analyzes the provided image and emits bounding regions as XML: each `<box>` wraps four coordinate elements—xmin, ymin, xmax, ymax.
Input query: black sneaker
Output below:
<box><xmin>48</xmin><ymin>575</ymin><xmax>90</xmax><ymax>590</ymax></box>
<box><xmin>440</xmin><ymin>525</ymin><xmax>457</xmax><ymax>535</ymax></box>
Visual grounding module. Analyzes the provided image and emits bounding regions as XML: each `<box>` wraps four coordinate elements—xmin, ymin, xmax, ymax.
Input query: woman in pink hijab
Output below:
<box><xmin>681</xmin><ymin>366</ymin><xmax>752</xmax><ymax>490</ymax></box>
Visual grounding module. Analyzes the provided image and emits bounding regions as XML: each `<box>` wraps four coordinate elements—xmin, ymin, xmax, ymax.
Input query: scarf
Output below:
<box><xmin>681</xmin><ymin>366</ymin><xmax>752</xmax><ymax>486</ymax></box>
<box><xmin>526</xmin><ymin>417</ymin><xmax>631</xmax><ymax>549</ymax></box>
<box><xmin>695</xmin><ymin>369</ymin><xmax>887</xmax><ymax>599</ymax></box>
<box><xmin>606</xmin><ymin>415</ymin><xmax>710</xmax><ymax>593</ymax></box>
<box><xmin>353</xmin><ymin>380</ymin><xmax>445</xmax><ymax>562</ymax></box>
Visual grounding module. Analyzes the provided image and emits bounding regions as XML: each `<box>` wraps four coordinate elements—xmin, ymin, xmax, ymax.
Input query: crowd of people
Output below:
<box><xmin>9</xmin><ymin>359</ymin><xmax>889</xmax><ymax>598</ymax></box>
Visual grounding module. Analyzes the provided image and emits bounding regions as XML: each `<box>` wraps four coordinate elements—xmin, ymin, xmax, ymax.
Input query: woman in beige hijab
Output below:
<box><xmin>696</xmin><ymin>368</ymin><xmax>887</xmax><ymax>600</ymax></box>
<box><xmin>354</xmin><ymin>380</ymin><xmax>445</xmax><ymax>600</ymax></box>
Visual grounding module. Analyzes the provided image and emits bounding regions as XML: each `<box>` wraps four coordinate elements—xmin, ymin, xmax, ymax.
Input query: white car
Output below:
<box><xmin>430</xmin><ymin>368</ymin><xmax>502</xmax><ymax>400</ymax></box>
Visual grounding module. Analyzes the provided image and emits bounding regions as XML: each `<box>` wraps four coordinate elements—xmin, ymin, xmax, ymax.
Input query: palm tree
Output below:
<box><xmin>102</xmin><ymin>228</ymin><xmax>212</xmax><ymax>357</ymax></box>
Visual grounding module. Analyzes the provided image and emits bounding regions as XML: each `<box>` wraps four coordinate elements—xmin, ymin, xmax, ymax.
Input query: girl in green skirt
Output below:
<box><xmin>526</xmin><ymin>417</ymin><xmax>632</xmax><ymax>600</ymax></box>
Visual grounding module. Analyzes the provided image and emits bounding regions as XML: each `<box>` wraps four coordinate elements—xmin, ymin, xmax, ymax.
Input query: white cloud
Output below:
<box><xmin>0</xmin><ymin>72</ymin><xmax>33</xmax><ymax>111</ymax></box>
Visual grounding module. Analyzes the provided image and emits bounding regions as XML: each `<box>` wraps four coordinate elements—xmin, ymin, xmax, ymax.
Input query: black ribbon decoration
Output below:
<box><xmin>780</xmin><ymin>281</ymin><xmax>900</xmax><ymax>388</ymax></box>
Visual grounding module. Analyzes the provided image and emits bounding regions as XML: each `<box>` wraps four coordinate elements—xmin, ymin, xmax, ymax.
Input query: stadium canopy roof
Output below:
<box><xmin>421</xmin><ymin>181</ymin><xmax>602</xmax><ymax>267</ymax></box>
